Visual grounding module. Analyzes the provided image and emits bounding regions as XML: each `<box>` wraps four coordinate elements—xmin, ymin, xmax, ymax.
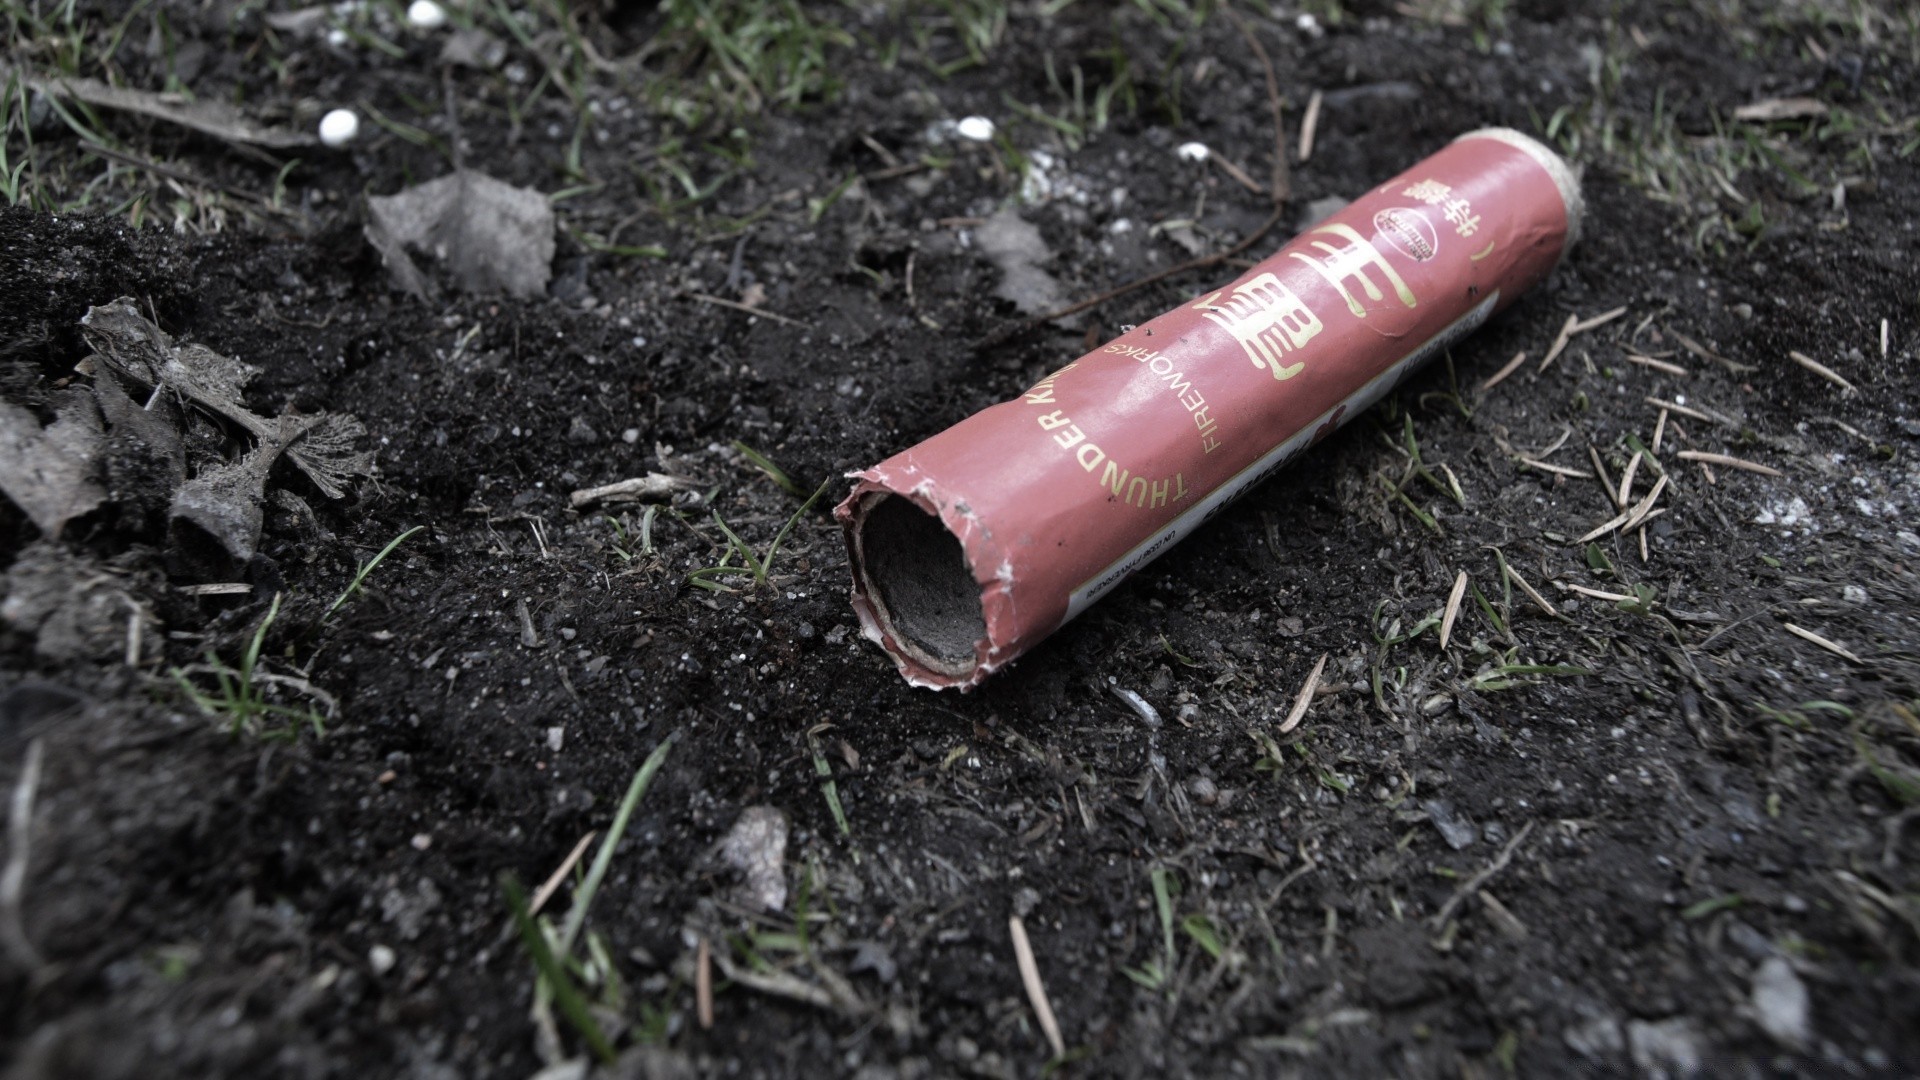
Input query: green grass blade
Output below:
<box><xmin>501</xmin><ymin>875</ymin><xmax>616</xmax><ymax>1064</ymax></box>
<box><xmin>559</xmin><ymin>735</ymin><xmax>676</xmax><ymax>955</ymax></box>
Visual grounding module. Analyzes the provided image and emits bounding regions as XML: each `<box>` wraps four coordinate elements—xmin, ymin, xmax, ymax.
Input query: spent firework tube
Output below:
<box><xmin>837</xmin><ymin>128</ymin><xmax>1582</xmax><ymax>690</ymax></box>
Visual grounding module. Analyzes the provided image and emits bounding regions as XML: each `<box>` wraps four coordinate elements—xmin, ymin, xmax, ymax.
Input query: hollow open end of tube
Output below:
<box><xmin>849</xmin><ymin>493</ymin><xmax>987</xmax><ymax>681</ymax></box>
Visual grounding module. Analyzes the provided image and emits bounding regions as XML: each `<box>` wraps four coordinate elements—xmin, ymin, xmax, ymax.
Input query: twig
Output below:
<box><xmin>1676</xmin><ymin>451</ymin><xmax>1781</xmax><ymax>477</ymax></box>
<box><xmin>1279</xmin><ymin>653</ymin><xmax>1328</xmax><ymax>734</ymax></box>
<box><xmin>680</xmin><ymin>291</ymin><xmax>805</xmax><ymax>327</ymax></box>
<box><xmin>1587</xmin><ymin>445</ymin><xmax>1623</xmax><ymax>512</ymax></box>
<box><xmin>1220</xmin><ymin>3</ymin><xmax>1290</xmax><ymax>206</ymax></box>
<box><xmin>2</xmin><ymin>739</ymin><xmax>46</xmax><ymax>970</ymax></box>
<box><xmin>1009</xmin><ymin>916</ymin><xmax>1065</xmax><ymax>1059</ymax></box>
<box><xmin>1431</xmin><ymin>820</ymin><xmax>1535</xmax><ymax>928</ymax></box>
<box><xmin>1783</xmin><ymin>623</ymin><xmax>1861</xmax><ymax>664</ymax></box>
<box><xmin>1439</xmin><ymin>571</ymin><xmax>1468</xmax><ymax>649</ymax></box>
<box><xmin>1571</xmin><ymin>305</ymin><xmax>1628</xmax><ymax>334</ymax></box>
<box><xmin>1787</xmin><ymin>350</ymin><xmax>1855</xmax><ymax>393</ymax></box>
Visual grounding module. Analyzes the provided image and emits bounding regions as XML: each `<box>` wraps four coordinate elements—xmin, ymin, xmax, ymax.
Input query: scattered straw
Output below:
<box><xmin>1439</xmin><ymin>572</ymin><xmax>1468</xmax><ymax>650</ymax></box>
<box><xmin>1622</xmin><ymin>474</ymin><xmax>1669</xmax><ymax>532</ymax></box>
<box><xmin>1882</xmin><ymin>318</ymin><xmax>1890</xmax><ymax>358</ymax></box>
<box><xmin>1783</xmin><ymin>623</ymin><xmax>1862</xmax><ymax>664</ymax></box>
<box><xmin>1652</xmin><ymin>408</ymin><xmax>1669</xmax><ymax>454</ymax></box>
<box><xmin>1298</xmin><ymin>89</ymin><xmax>1323</xmax><ymax>163</ymax></box>
<box><xmin>1009</xmin><ymin>916</ymin><xmax>1065</xmax><ymax>1059</ymax></box>
<box><xmin>1563</xmin><ymin>582</ymin><xmax>1633</xmax><ymax>602</ymax></box>
<box><xmin>1279</xmin><ymin>653</ymin><xmax>1328</xmax><ymax>734</ymax></box>
<box><xmin>1625</xmin><ymin>353</ymin><xmax>1689</xmax><ymax>377</ymax></box>
<box><xmin>1676</xmin><ymin>450</ymin><xmax>1781</xmax><ymax>477</ymax></box>
<box><xmin>1479</xmin><ymin>351</ymin><xmax>1529</xmax><ymax>392</ymax></box>
<box><xmin>1788</xmin><ymin>350</ymin><xmax>1855</xmax><ymax>393</ymax></box>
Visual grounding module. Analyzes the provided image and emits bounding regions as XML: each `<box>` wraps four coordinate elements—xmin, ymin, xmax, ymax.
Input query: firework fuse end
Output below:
<box><xmin>838</xmin><ymin>128</ymin><xmax>1583</xmax><ymax>689</ymax></box>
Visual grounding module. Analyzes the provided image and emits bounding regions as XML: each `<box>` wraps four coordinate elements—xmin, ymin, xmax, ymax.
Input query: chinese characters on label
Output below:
<box><xmin>1402</xmin><ymin>177</ymin><xmax>1480</xmax><ymax>237</ymax></box>
<box><xmin>1196</xmin><ymin>274</ymin><xmax>1324</xmax><ymax>381</ymax></box>
<box><xmin>1288</xmin><ymin>223</ymin><xmax>1419</xmax><ymax>319</ymax></box>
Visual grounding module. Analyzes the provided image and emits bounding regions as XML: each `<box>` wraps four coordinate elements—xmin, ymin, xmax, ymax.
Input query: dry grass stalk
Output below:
<box><xmin>530</xmin><ymin>830</ymin><xmax>598</xmax><ymax>916</ymax></box>
<box><xmin>1439</xmin><ymin>572</ymin><xmax>1469</xmax><ymax>649</ymax></box>
<box><xmin>1431</xmin><ymin>821</ymin><xmax>1535</xmax><ymax>928</ymax></box>
<box><xmin>1625</xmin><ymin>353</ymin><xmax>1689</xmax><ymax>377</ymax></box>
<box><xmin>1563</xmin><ymin>582</ymin><xmax>1633</xmax><ymax>602</ymax></box>
<box><xmin>1783</xmin><ymin>623</ymin><xmax>1862</xmax><ymax>664</ymax></box>
<box><xmin>1652</xmin><ymin>408</ymin><xmax>1669</xmax><ymax>454</ymax></box>
<box><xmin>1644</xmin><ymin>397</ymin><xmax>1716</xmax><ymax>425</ymax></box>
<box><xmin>1674</xmin><ymin>331</ymin><xmax>1756</xmax><ymax>373</ymax></box>
<box><xmin>1520</xmin><ymin>457</ymin><xmax>1590</xmax><ymax>479</ymax></box>
<box><xmin>1502</xmin><ymin>561</ymin><xmax>1559</xmax><ymax>618</ymax></box>
<box><xmin>697</xmin><ymin>936</ymin><xmax>715</xmax><ymax>1030</ymax></box>
<box><xmin>1622</xmin><ymin>474</ymin><xmax>1670</xmax><ymax>533</ymax></box>
<box><xmin>1298</xmin><ymin>89</ymin><xmax>1324</xmax><ymax>162</ymax></box>
<box><xmin>1788</xmin><ymin>350</ymin><xmax>1856</xmax><ymax>392</ymax></box>
<box><xmin>1676</xmin><ymin>450</ymin><xmax>1781</xmax><ymax>477</ymax></box>
<box><xmin>1617</xmin><ymin>451</ymin><xmax>1643</xmax><ymax>507</ymax></box>
<box><xmin>1536</xmin><ymin>314</ymin><xmax>1581</xmax><ymax>373</ymax></box>
<box><xmin>1480</xmin><ymin>351</ymin><xmax>1529</xmax><ymax>391</ymax></box>
<box><xmin>1008</xmin><ymin>916</ymin><xmax>1065</xmax><ymax>1059</ymax></box>
<box><xmin>2</xmin><ymin>738</ymin><xmax>46</xmax><ymax>970</ymax></box>
<box><xmin>1279</xmin><ymin>653</ymin><xmax>1329</xmax><ymax>734</ymax></box>
<box><xmin>1588</xmin><ymin>446</ymin><xmax>1623</xmax><ymax>511</ymax></box>
<box><xmin>1571</xmin><ymin>305</ymin><xmax>1628</xmax><ymax>334</ymax></box>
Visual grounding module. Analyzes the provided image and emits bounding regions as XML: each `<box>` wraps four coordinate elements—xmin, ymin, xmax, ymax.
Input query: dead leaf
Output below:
<box><xmin>80</xmin><ymin>299</ymin><xmax>372</xmax><ymax>500</ymax></box>
<box><xmin>0</xmin><ymin>390</ymin><xmax>106</xmax><ymax>537</ymax></box>
<box><xmin>170</xmin><ymin>415</ymin><xmax>320</xmax><ymax>575</ymax></box>
<box><xmin>975</xmin><ymin>208</ymin><xmax>1067</xmax><ymax>317</ymax></box>
<box><xmin>2</xmin><ymin>63</ymin><xmax>313</xmax><ymax>149</ymax></box>
<box><xmin>365</xmin><ymin>169</ymin><xmax>556</xmax><ymax>299</ymax></box>
<box><xmin>1733</xmin><ymin>97</ymin><xmax>1828</xmax><ymax>122</ymax></box>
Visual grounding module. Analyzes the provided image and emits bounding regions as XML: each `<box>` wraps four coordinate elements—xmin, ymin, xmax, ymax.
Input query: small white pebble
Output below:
<box><xmin>410</xmin><ymin>832</ymin><xmax>432</xmax><ymax>851</ymax></box>
<box><xmin>406</xmin><ymin>0</ymin><xmax>446</xmax><ymax>28</ymax></box>
<box><xmin>369</xmin><ymin>945</ymin><xmax>397</xmax><ymax>975</ymax></box>
<box><xmin>324</xmin><ymin>27</ymin><xmax>349</xmax><ymax>47</ymax></box>
<box><xmin>1295</xmin><ymin>12</ymin><xmax>1324</xmax><ymax>37</ymax></box>
<box><xmin>621</xmin><ymin>428</ymin><xmax>640</xmax><ymax>444</ymax></box>
<box><xmin>1176</xmin><ymin>141</ymin><xmax>1211</xmax><ymax>163</ymax></box>
<box><xmin>318</xmin><ymin>108</ymin><xmax>359</xmax><ymax>148</ymax></box>
<box><xmin>956</xmin><ymin>115</ymin><xmax>996</xmax><ymax>142</ymax></box>
<box><xmin>547</xmin><ymin>726</ymin><xmax>565</xmax><ymax>752</ymax></box>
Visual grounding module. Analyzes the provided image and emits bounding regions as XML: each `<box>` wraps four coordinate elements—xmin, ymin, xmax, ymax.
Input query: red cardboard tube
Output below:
<box><xmin>837</xmin><ymin>128</ymin><xmax>1583</xmax><ymax>689</ymax></box>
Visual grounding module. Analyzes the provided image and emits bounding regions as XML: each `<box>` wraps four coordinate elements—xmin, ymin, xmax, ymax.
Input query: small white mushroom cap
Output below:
<box><xmin>406</xmin><ymin>0</ymin><xmax>446</xmax><ymax>29</ymax></box>
<box><xmin>1175</xmin><ymin>141</ymin><xmax>1211</xmax><ymax>163</ymax></box>
<box><xmin>956</xmin><ymin>115</ymin><xmax>996</xmax><ymax>142</ymax></box>
<box><xmin>318</xmin><ymin>108</ymin><xmax>360</xmax><ymax>148</ymax></box>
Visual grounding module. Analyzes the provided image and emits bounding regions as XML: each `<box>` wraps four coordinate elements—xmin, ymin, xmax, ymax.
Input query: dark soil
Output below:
<box><xmin>4</xmin><ymin>1</ymin><xmax>1920</xmax><ymax>1077</ymax></box>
